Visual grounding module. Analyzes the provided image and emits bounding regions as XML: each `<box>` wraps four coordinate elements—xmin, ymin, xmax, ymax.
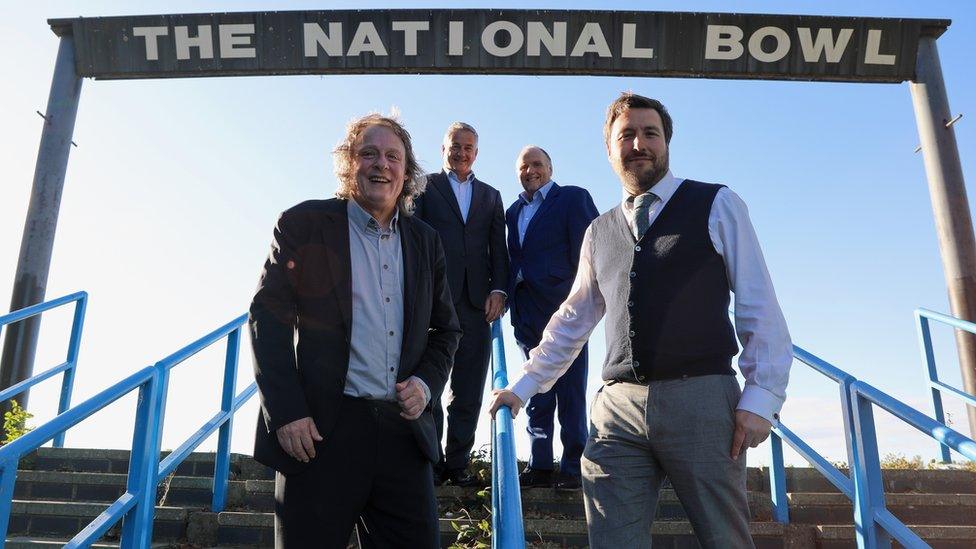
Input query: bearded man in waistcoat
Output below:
<box><xmin>490</xmin><ymin>92</ymin><xmax>792</xmax><ymax>548</ymax></box>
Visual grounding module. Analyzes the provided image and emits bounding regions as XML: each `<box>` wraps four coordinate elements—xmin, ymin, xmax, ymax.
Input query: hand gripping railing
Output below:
<box><xmin>914</xmin><ymin>308</ymin><xmax>976</xmax><ymax>463</ymax></box>
<box><xmin>489</xmin><ymin>320</ymin><xmax>525</xmax><ymax>548</ymax></box>
<box><xmin>767</xmin><ymin>345</ymin><xmax>860</xmax><ymax>524</ymax></box>
<box><xmin>849</xmin><ymin>379</ymin><xmax>976</xmax><ymax>548</ymax></box>
<box><xmin>0</xmin><ymin>291</ymin><xmax>87</xmax><ymax>448</ymax></box>
<box><xmin>0</xmin><ymin>313</ymin><xmax>254</xmax><ymax>548</ymax></box>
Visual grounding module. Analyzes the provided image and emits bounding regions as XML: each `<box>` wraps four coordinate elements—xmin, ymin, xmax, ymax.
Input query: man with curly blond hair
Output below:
<box><xmin>250</xmin><ymin>113</ymin><xmax>461</xmax><ymax>548</ymax></box>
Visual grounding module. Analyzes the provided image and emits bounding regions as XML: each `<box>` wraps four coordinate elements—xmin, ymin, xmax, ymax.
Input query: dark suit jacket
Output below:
<box><xmin>506</xmin><ymin>183</ymin><xmax>598</xmax><ymax>347</ymax></box>
<box><xmin>250</xmin><ymin>198</ymin><xmax>461</xmax><ymax>475</ymax></box>
<box><xmin>413</xmin><ymin>171</ymin><xmax>509</xmax><ymax>308</ymax></box>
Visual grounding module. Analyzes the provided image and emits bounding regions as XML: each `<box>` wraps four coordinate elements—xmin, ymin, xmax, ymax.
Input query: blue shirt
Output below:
<box><xmin>517</xmin><ymin>180</ymin><xmax>556</xmax><ymax>245</ymax></box>
<box><xmin>447</xmin><ymin>170</ymin><xmax>474</xmax><ymax>223</ymax></box>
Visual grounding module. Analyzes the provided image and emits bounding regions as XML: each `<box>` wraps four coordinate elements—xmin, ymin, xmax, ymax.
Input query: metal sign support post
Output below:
<box><xmin>0</xmin><ymin>35</ymin><xmax>82</xmax><ymax>410</ymax></box>
<box><xmin>910</xmin><ymin>36</ymin><xmax>976</xmax><ymax>439</ymax></box>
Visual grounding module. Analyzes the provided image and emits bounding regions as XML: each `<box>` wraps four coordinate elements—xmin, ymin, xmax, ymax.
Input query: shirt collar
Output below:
<box><xmin>621</xmin><ymin>171</ymin><xmax>679</xmax><ymax>210</ymax></box>
<box><xmin>519</xmin><ymin>180</ymin><xmax>555</xmax><ymax>205</ymax></box>
<box><xmin>348</xmin><ymin>198</ymin><xmax>399</xmax><ymax>234</ymax></box>
<box><xmin>446</xmin><ymin>169</ymin><xmax>475</xmax><ymax>185</ymax></box>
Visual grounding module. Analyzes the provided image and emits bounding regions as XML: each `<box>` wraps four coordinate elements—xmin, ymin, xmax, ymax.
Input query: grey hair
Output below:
<box><xmin>443</xmin><ymin>121</ymin><xmax>479</xmax><ymax>143</ymax></box>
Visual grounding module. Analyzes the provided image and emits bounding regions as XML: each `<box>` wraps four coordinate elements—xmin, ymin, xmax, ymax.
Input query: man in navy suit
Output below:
<box><xmin>413</xmin><ymin>122</ymin><xmax>510</xmax><ymax>486</ymax></box>
<box><xmin>506</xmin><ymin>146</ymin><xmax>599</xmax><ymax>490</ymax></box>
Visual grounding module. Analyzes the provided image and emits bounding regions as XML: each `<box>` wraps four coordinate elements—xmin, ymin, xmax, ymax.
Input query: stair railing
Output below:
<box><xmin>0</xmin><ymin>312</ymin><xmax>254</xmax><ymax>549</ymax></box>
<box><xmin>849</xmin><ymin>379</ymin><xmax>976</xmax><ymax>548</ymax></box>
<box><xmin>766</xmin><ymin>345</ymin><xmax>860</xmax><ymax>524</ymax></box>
<box><xmin>0</xmin><ymin>291</ymin><xmax>87</xmax><ymax>448</ymax></box>
<box><xmin>489</xmin><ymin>319</ymin><xmax>525</xmax><ymax>548</ymax></box>
<box><xmin>913</xmin><ymin>308</ymin><xmax>976</xmax><ymax>463</ymax></box>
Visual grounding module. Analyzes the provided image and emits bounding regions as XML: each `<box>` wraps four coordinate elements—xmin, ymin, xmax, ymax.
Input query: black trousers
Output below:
<box><xmin>274</xmin><ymin>397</ymin><xmax>438</xmax><ymax>548</ymax></box>
<box><xmin>432</xmin><ymin>284</ymin><xmax>491</xmax><ymax>471</ymax></box>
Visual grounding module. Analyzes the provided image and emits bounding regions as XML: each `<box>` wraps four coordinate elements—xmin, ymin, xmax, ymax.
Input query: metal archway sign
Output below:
<box><xmin>5</xmin><ymin>8</ymin><xmax>974</xmax><ymax>436</ymax></box>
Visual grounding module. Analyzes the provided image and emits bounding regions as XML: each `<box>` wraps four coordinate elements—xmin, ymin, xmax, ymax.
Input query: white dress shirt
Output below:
<box><xmin>508</xmin><ymin>172</ymin><xmax>792</xmax><ymax>423</ymax></box>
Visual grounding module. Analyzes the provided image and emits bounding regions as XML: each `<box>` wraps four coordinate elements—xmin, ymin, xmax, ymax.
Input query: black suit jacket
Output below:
<box><xmin>413</xmin><ymin>171</ymin><xmax>509</xmax><ymax>308</ymax></box>
<box><xmin>249</xmin><ymin>198</ymin><xmax>461</xmax><ymax>475</ymax></box>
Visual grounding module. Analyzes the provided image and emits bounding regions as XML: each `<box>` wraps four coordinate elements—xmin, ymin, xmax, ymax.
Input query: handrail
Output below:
<box><xmin>766</xmin><ymin>344</ymin><xmax>860</xmax><ymax>524</ymax></box>
<box><xmin>489</xmin><ymin>320</ymin><xmax>525</xmax><ymax>548</ymax></box>
<box><xmin>0</xmin><ymin>291</ymin><xmax>87</xmax><ymax>448</ymax></box>
<box><xmin>850</xmin><ymin>379</ymin><xmax>976</xmax><ymax>548</ymax></box>
<box><xmin>0</xmin><ymin>312</ymin><xmax>255</xmax><ymax>548</ymax></box>
<box><xmin>914</xmin><ymin>308</ymin><xmax>976</xmax><ymax>463</ymax></box>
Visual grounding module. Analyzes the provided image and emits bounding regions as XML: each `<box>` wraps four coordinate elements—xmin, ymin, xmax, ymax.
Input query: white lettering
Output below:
<box><xmin>797</xmin><ymin>28</ymin><xmax>853</xmax><ymax>63</ymax></box>
<box><xmin>526</xmin><ymin>21</ymin><xmax>566</xmax><ymax>56</ymax></box>
<box><xmin>392</xmin><ymin>21</ymin><xmax>429</xmax><ymax>56</ymax></box>
<box><xmin>303</xmin><ymin>22</ymin><xmax>342</xmax><ymax>57</ymax></box>
<box><xmin>219</xmin><ymin>24</ymin><xmax>256</xmax><ymax>59</ymax></box>
<box><xmin>448</xmin><ymin>21</ymin><xmax>464</xmax><ymax>56</ymax></box>
<box><xmin>347</xmin><ymin>22</ymin><xmax>388</xmax><ymax>56</ymax></box>
<box><xmin>133</xmin><ymin>26</ymin><xmax>168</xmax><ymax>61</ymax></box>
<box><xmin>748</xmin><ymin>26</ymin><xmax>790</xmax><ymax>63</ymax></box>
<box><xmin>482</xmin><ymin>21</ymin><xmax>524</xmax><ymax>57</ymax></box>
<box><xmin>864</xmin><ymin>29</ymin><xmax>896</xmax><ymax>65</ymax></box>
<box><xmin>621</xmin><ymin>23</ymin><xmax>653</xmax><ymax>59</ymax></box>
<box><xmin>705</xmin><ymin>25</ymin><xmax>744</xmax><ymax>60</ymax></box>
<box><xmin>174</xmin><ymin>25</ymin><xmax>214</xmax><ymax>60</ymax></box>
<box><xmin>570</xmin><ymin>23</ymin><xmax>611</xmax><ymax>57</ymax></box>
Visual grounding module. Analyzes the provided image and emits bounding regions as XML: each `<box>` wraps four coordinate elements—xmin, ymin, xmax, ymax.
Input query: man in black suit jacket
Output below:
<box><xmin>250</xmin><ymin>114</ymin><xmax>460</xmax><ymax>548</ymax></box>
<box><xmin>413</xmin><ymin>122</ymin><xmax>509</xmax><ymax>486</ymax></box>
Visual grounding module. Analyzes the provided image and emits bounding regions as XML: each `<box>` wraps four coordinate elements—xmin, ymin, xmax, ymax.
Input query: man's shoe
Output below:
<box><xmin>444</xmin><ymin>469</ymin><xmax>481</xmax><ymax>488</ymax></box>
<box><xmin>519</xmin><ymin>468</ymin><xmax>553</xmax><ymax>488</ymax></box>
<box><xmin>553</xmin><ymin>473</ymin><xmax>582</xmax><ymax>491</ymax></box>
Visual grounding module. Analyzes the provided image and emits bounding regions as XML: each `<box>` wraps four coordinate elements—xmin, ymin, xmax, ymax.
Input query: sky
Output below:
<box><xmin>1</xmin><ymin>1</ymin><xmax>975</xmax><ymax>470</ymax></box>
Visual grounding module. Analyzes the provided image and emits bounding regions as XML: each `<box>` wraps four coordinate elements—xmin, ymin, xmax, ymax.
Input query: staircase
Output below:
<box><xmin>6</xmin><ymin>448</ymin><xmax>976</xmax><ymax>548</ymax></box>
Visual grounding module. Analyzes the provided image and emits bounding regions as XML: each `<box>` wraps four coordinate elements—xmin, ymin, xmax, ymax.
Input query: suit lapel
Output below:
<box><xmin>522</xmin><ymin>183</ymin><xmax>561</xmax><ymax>248</ymax></box>
<box><xmin>398</xmin><ymin>216</ymin><xmax>418</xmax><ymax>374</ymax></box>
<box><xmin>322</xmin><ymin>202</ymin><xmax>353</xmax><ymax>331</ymax></box>
<box><xmin>431</xmin><ymin>172</ymin><xmax>465</xmax><ymax>224</ymax></box>
<box><xmin>507</xmin><ymin>201</ymin><xmax>524</xmax><ymax>252</ymax></box>
<box><xmin>469</xmin><ymin>178</ymin><xmax>489</xmax><ymax>225</ymax></box>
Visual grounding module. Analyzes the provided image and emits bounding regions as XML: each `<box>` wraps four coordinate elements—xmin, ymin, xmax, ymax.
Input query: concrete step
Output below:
<box><xmin>815</xmin><ymin>524</ymin><xmax>976</xmax><ymax>549</ymax></box>
<box><xmin>6</xmin><ymin>500</ymin><xmax>186</xmax><ymax>543</ymax></box>
<box><xmin>3</xmin><ymin>537</ymin><xmax>172</xmax><ymax>548</ymax></box>
<box><xmin>787</xmin><ymin>492</ymin><xmax>976</xmax><ymax>526</ymax></box>
<box><xmin>192</xmin><ymin>511</ymin><xmax>793</xmax><ymax>548</ymax></box>
<box><xmin>21</xmin><ymin>448</ymin><xmax>976</xmax><ymax>494</ymax></box>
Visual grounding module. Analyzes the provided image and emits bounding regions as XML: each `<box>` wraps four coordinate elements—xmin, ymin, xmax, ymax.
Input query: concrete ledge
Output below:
<box><xmin>10</xmin><ymin>500</ymin><xmax>186</xmax><ymax>521</ymax></box>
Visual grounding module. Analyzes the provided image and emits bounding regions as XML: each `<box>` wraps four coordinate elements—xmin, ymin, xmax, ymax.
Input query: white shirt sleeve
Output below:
<box><xmin>709</xmin><ymin>188</ymin><xmax>792</xmax><ymax>423</ymax></box>
<box><xmin>508</xmin><ymin>225</ymin><xmax>606</xmax><ymax>404</ymax></box>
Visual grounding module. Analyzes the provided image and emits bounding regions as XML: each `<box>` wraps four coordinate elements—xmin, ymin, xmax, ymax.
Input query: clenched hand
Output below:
<box><xmin>396</xmin><ymin>378</ymin><xmax>426</xmax><ymax>420</ymax></box>
<box><xmin>484</xmin><ymin>292</ymin><xmax>506</xmax><ymax>323</ymax></box>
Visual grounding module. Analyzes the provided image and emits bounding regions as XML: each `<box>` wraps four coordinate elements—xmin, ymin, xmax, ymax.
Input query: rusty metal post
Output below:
<box><xmin>910</xmin><ymin>36</ymin><xmax>976</xmax><ymax>439</ymax></box>
<box><xmin>0</xmin><ymin>35</ymin><xmax>83</xmax><ymax>411</ymax></box>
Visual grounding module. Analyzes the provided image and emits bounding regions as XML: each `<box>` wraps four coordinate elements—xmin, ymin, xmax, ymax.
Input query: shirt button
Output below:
<box><xmin>629</xmin><ymin>330</ymin><xmax>635</xmax><ymax>337</ymax></box>
<box><xmin>390</xmin><ymin>367</ymin><xmax>395</xmax><ymax>372</ymax></box>
<box><xmin>629</xmin><ymin>271</ymin><xmax>636</xmax><ymax>278</ymax></box>
<box><xmin>635</xmin><ymin>245</ymin><xmax>641</xmax><ymax>252</ymax></box>
<box><xmin>633</xmin><ymin>361</ymin><xmax>640</xmax><ymax>367</ymax></box>
<box><xmin>628</xmin><ymin>301</ymin><xmax>634</xmax><ymax>307</ymax></box>
<box><xmin>383</xmin><ymin>264</ymin><xmax>389</xmax><ymax>270</ymax></box>
<box><xmin>385</xmin><ymin>297</ymin><xmax>391</xmax><ymax>302</ymax></box>
<box><xmin>388</xmin><ymin>331</ymin><xmax>394</xmax><ymax>336</ymax></box>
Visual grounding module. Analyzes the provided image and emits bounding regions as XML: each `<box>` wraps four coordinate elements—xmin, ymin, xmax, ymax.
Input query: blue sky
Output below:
<box><xmin>1</xmin><ymin>1</ymin><xmax>974</xmax><ymax>467</ymax></box>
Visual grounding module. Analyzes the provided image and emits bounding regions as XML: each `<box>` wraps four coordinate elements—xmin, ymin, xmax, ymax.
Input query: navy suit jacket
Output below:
<box><xmin>506</xmin><ymin>183</ymin><xmax>599</xmax><ymax>347</ymax></box>
<box><xmin>414</xmin><ymin>171</ymin><xmax>510</xmax><ymax>308</ymax></box>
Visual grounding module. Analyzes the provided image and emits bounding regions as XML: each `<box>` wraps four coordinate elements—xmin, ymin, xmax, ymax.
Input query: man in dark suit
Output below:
<box><xmin>413</xmin><ymin>122</ymin><xmax>509</xmax><ymax>486</ymax></box>
<box><xmin>506</xmin><ymin>146</ymin><xmax>599</xmax><ymax>490</ymax></box>
<box><xmin>250</xmin><ymin>113</ymin><xmax>460</xmax><ymax>548</ymax></box>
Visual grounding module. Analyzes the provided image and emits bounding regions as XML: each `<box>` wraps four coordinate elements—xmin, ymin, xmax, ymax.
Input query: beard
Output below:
<box><xmin>615</xmin><ymin>150</ymin><xmax>669</xmax><ymax>194</ymax></box>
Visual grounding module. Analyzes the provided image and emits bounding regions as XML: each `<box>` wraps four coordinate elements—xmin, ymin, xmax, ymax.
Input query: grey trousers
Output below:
<box><xmin>581</xmin><ymin>375</ymin><xmax>754</xmax><ymax>549</ymax></box>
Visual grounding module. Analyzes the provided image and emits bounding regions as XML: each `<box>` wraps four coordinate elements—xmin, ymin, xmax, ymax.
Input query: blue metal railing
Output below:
<box><xmin>914</xmin><ymin>308</ymin><xmax>976</xmax><ymax>463</ymax></box>
<box><xmin>766</xmin><ymin>345</ymin><xmax>860</xmax><ymax>524</ymax></box>
<box><xmin>0</xmin><ymin>312</ymin><xmax>254</xmax><ymax>548</ymax></box>
<box><xmin>0</xmin><ymin>291</ymin><xmax>87</xmax><ymax>448</ymax></box>
<box><xmin>850</xmin><ymin>379</ymin><xmax>976</xmax><ymax>548</ymax></box>
<box><xmin>489</xmin><ymin>320</ymin><xmax>525</xmax><ymax>548</ymax></box>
